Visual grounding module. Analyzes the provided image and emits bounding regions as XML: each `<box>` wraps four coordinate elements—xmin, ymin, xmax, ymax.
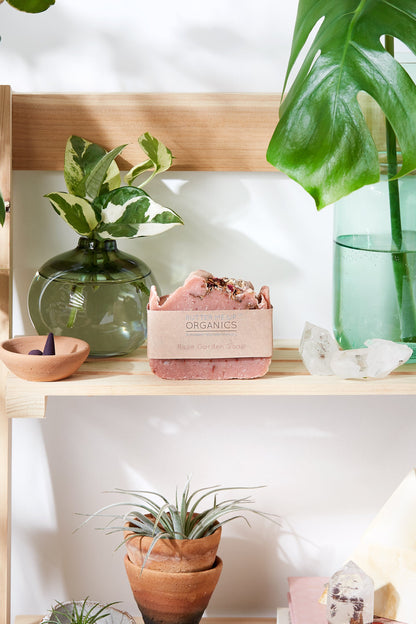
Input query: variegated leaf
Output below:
<box><xmin>64</xmin><ymin>135</ymin><xmax>121</xmax><ymax>198</ymax></box>
<box><xmin>95</xmin><ymin>186</ymin><xmax>183</xmax><ymax>239</ymax></box>
<box><xmin>85</xmin><ymin>144</ymin><xmax>127</xmax><ymax>200</ymax></box>
<box><xmin>125</xmin><ymin>133</ymin><xmax>173</xmax><ymax>186</ymax></box>
<box><xmin>46</xmin><ymin>192</ymin><xmax>98</xmax><ymax>236</ymax></box>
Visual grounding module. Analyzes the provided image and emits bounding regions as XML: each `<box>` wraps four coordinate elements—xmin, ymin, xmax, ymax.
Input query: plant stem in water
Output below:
<box><xmin>385</xmin><ymin>35</ymin><xmax>416</xmax><ymax>342</ymax></box>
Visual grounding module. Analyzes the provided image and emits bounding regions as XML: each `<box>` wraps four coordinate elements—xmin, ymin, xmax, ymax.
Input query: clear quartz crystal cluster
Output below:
<box><xmin>327</xmin><ymin>561</ymin><xmax>374</xmax><ymax>624</ymax></box>
<box><xmin>299</xmin><ymin>322</ymin><xmax>412</xmax><ymax>379</ymax></box>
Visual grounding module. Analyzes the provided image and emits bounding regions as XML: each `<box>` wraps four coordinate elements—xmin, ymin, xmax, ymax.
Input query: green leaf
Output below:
<box><xmin>266</xmin><ymin>0</ymin><xmax>416</xmax><ymax>209</ymax></box>
<box><xmin>6</xmin><ymin>0</ymin><xmax>54</xmax><ymax>12</ymax></box>
<box><xmin>64</xmin><ymin>136</ymin><xmax>121</xmax><ymax>198</ymax></box>
<box><xmin>0</xmin><ymin>189</ymin><xmax>5</xmax><ymax>227</ymax></box>
<box><xmin>46</xmin><ymin>192</ymin><xmax>98</xmax><ymax>236</ymax></box>
<box><xmin>85</xmin><ymin>144</ymin><xmax>127</xmax><ymax>200</ymax></box>
<box><xmin>95</xmin><ymin>186</ymin><xmax>183</xmax><ymax>239</ymax></box>
<box><xmin>125</xmin><ymin>133</ymin><xmax>173</xmax><ymax>186</ymax></box>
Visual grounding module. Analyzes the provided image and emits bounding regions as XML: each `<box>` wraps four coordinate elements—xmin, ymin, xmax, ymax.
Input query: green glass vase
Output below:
<box><xmin>333</xmin><ymin>174</ymin><xmax>416</xmax><ymax>361</ymax></box>
<box><xmin>28</xmin><ymin>237</ymin><xmax>158</xmax><ymax>357</ymax></box>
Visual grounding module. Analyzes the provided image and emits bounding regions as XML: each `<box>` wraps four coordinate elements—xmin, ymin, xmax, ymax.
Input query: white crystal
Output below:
<box><xmin>299</xmin><ymin>323</ymin><xmax>412</xmax><ymax>379</ymax></box>
<box><xmin>299</xmin><ymin>322</ymin><xmax>340</xmax><ymax>375</ymax></box>
<box><xmin>330</xmin><ymin>339</ymin><xmax>412</xmax><ymax>379</ymax></box>
<box><xmin>327</xmin><ymin>560</ymin><xmax>374</xmax><ymax>624</ymax></box>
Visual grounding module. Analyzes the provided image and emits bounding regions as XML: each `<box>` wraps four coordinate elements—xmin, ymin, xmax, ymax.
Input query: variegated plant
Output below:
<box><xmin>46</xmin><ymin>133</ymin><xmax>183</xmax><ymax>240</ymax></box>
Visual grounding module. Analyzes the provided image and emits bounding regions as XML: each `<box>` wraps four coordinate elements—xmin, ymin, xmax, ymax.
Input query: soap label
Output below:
<box><xmin>147</xmin><ymin>308</ymin><xmax>273</xmax><ymax>359</ymax></box>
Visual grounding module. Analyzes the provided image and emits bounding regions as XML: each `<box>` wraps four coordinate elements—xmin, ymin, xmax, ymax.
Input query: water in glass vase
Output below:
<box><xmin>334</xmin><ymin>232</ymin><xmax>416</xmax><ymax>361</ymax></box>
<box><xmin>28</xmin><ymin>237</ymin><xmax>157</xmax><ymax>357</ymax></box>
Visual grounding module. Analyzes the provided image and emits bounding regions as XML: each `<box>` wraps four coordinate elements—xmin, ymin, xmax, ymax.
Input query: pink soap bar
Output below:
<box><xmin>148</xmin><ymin>270</ymin><xmax>272</xmax><ymax>380</ymax></box>
<box><xmin>288</xmin><ymin>577</ymin><xmax>329</xmax><ymax>624</ymax></box>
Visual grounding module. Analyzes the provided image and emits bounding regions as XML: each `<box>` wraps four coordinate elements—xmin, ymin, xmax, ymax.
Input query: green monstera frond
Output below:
<box><xmin>267</xmin><ymin>0</ymin><xmax>416</xmax><ymax>209</ymax></box>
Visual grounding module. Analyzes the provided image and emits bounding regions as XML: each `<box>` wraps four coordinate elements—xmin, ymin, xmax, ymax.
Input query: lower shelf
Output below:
<box><xmin>6</xmin><ymin>342</ymin><xmax>416</xmax><ymax>419</ymax></box>
<box><xmin>16</xmin><ymin>617</ymin><xmax>277</xmax><ymax>624</ymax></box>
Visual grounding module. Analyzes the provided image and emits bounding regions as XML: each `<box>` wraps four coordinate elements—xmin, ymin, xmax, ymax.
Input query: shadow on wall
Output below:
<box><xmin>12</xmin><ymin>394</ymin><xmax>416</xmax><ymax>617</ymax></box>
<box><xmin>13</xmin><ymin>168</ymin><xmax>297</xmax><ymax>336</ymax></box>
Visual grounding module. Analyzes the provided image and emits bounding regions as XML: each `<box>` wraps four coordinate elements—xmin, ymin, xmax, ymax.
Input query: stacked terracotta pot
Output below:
<box><xmin>124</xmin><ymin>524</ymin><xmax>223</xmax><ymax>624</ymax></box>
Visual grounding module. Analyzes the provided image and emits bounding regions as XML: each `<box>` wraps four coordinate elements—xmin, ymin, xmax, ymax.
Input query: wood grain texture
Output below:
<box><xmin>6</xmin><ymin>344</ymin><xmax>416</xmax><ymax>419</ymax></box>
<box><xmin>0</xmin><ymin>85</ymin><xmax>12</xmax><ymax>624</ymax></box>
<box><xmin>16</xmin><ymin>617</ymin><xmax>275</xmax><ymax>624</ymax></box>
<box><xmin>12</xmin><ymin>93</ymin><xmax>281</xmax><ymax>172</ymax></box>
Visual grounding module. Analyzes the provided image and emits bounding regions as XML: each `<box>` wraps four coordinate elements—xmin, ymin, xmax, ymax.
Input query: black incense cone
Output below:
<box><xmin>43</xmin><ymin>332</ymin><xmax>56</xmax><ymax>355</ymax></box>
<box><xmin>28</xmin><ymin>349</ymin><xmax>43</xmax><ymax>355</ymax></box>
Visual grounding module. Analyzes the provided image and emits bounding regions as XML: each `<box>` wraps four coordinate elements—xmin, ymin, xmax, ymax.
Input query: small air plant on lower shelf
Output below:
<box><xmin>42</xmin><ymin>599</ymin><xmax>134</xmax><ymax>624</ymax></box>
<box><xmin>78</xmin><ymin>479</ymin><xmax>279</xmax><ymax>572</ymax></box>
<box><xmin>78</xmin><ymin>480</ymin><xmax>279</xmax><ymax>624</ymax></box>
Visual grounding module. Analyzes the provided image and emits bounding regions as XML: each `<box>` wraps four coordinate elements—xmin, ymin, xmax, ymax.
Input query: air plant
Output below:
<box><xmin>78</xmin><ymin>480</ymin><xmax>279</xmax><ymax>569</ymax></box>
<box><xmin>45</xmin><ymin>599</ymin><xmax>120</xmax><ymax>624</ymax></box>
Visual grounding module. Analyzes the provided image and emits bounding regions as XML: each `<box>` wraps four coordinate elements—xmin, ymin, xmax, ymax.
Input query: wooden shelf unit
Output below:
<box><xmin>2</xmin><ymin>86</ymin><xmax>416</xmax><ymax>624</ymax></box>
<box><xmin>6</xmin><ymin>344</ymin><xmax>416</xmax><ymax>420</ymax></box>
<box><xmin>0</xmin><ymin>87</ymin><xmax>283</xmax><ymax>624</ymax></box>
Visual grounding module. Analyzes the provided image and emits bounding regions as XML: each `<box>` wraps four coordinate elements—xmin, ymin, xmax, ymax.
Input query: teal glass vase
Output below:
<box><xmin>333</xmin><ymin>174</ymin><xmax>416</xmax><ymax>361</ymax></box>
<box><xmin>28</xmin><ymin>237</ymin><xmax>158</xmax><ymax>357</ymax></box>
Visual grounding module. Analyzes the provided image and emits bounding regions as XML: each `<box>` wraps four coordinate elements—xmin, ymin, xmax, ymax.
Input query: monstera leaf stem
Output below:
<box><xmin>385</xmin><ymin>36</ymin><xmax>402</xmax><ymax>251</ymax></box>
<box><xmin>385</xmin><ymin>35</ymin><xmax>416</xmax><ymax>341</ymax></box>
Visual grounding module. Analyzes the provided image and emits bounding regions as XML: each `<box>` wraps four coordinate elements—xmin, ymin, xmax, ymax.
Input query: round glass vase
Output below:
<box><xmin>28</xmin><ymin>237</ymin><xmax>158</xmax><ymax>357</ymax></box>
<box><xmin>333</xmin><ymin>174</ymin><xmax>416</xmax><ymax>361</ymax></box>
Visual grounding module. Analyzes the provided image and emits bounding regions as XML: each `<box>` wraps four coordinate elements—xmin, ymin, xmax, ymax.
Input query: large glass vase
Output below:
<box><xmin>28</xmin><ymin>237</ymin><xmax>157</xmax><ymax>357</ymax></box>
<box><xmin>333</xmin><ymin>175</ymin><xmax>416</xmax><ymax>361</ymax></box>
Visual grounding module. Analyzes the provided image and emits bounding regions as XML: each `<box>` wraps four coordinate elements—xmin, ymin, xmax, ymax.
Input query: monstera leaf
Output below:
<box><xmin>5</xmin><ymin>0</ymin><xmax>54</xmax><ymax>12</ymax></box>
<box><xmin>267</xmin><ymin>0</ymin><xmax>416</xmax><ymax>209</ymax></box>
<box><xmin>94</xmin><ymin>186</ymin><xmax>183</xmax><ymax>239</ymax></box>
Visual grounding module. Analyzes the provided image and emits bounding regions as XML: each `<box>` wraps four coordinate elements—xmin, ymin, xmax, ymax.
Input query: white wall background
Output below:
<box><xmin>2</xmin><ymin>1</ymin><xmax>415</xmax><ymax>621</ymax></box>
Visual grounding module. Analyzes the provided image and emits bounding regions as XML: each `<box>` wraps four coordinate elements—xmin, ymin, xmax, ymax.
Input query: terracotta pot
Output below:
<box><xmin>124</xmin><ymin>521</ymin><xmax>221</xmax><ymax>573</ymax></box>
<box><xmin>0</xmin><ymin>335</ymin><xmax>89</xmax><ymax>381</ymax></box>
<box><xmin>124</xmin><ymin>553</ymin><xmax>223</xmax><ymax>624</ymax></box>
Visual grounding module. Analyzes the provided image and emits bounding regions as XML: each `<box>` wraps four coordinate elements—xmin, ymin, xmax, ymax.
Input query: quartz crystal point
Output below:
<box><xmin>299</xmin><ymin>323</ymin><xmax>412</xmax><ymax>378</ymax></box>
<box><xmin>299</xmin><ymin>322</ymin><xmax>340</xmax><ymax>375</ymax></box>
<box><xmin>327</xmin><ymin>561</ymin><xmax>374</xmax><ymax>624</ymax></box>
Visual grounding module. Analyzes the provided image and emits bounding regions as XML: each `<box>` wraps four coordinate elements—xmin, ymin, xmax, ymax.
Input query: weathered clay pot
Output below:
<box><xmin>124</xmin><ymin>520</ymin><xmax>221</xmax><ymax>572</ymax></box>
<box><xmin>124</xmin><ymin>553</ymin><xmax>223</xmax><ymax>624</ymax></box>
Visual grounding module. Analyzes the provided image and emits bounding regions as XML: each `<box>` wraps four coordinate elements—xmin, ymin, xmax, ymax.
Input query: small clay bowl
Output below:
<box><xmin>0</xmin><ymin>335</ymin><xmax>90</xmax><ymax>381</ymax></box>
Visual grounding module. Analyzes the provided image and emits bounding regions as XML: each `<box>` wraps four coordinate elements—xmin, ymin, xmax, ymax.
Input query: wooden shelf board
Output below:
<box><xmin>6</xmin><ymin>343</ymin><xmax>416</xmax><ymax>419</ymax></box>
<box><xmin>12</xmin><ymin>92</ymin><xmax>281</xmax><ymax>172</ymax></box>
<box><xmin>16</xmin><ymin>617</ymin><xmax>275</xmax><ymax>624</ymax></box>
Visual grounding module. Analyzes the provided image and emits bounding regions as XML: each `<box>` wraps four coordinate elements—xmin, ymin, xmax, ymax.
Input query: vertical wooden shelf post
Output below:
<box><xmin>0</xmin><ymin>85</ymin><xmax>12</xmax><ymax>624</ymax></box>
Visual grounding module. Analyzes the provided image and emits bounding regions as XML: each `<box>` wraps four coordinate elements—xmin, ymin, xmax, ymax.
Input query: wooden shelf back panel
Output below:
<box><xmin>12</xmin><ymin>93</ymin><xmax>281</xmax><ymax>172</ymax></box>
